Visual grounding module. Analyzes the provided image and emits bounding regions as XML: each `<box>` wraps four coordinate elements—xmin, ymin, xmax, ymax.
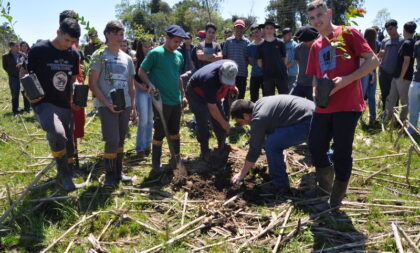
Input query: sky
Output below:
<box><xmin>4</xmin><ymin>0</ymin><xmax>420</xmax><ymax>45</ymax></box>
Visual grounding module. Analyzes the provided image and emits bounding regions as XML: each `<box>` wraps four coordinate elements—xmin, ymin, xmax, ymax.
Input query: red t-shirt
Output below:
<box><xmin>306</xmin><ymin>26</ymin><xmax>371</xmax><ymax>113</ymax></box>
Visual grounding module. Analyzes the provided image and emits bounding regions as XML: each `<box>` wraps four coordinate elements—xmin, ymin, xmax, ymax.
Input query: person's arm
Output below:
<box><xmin>257</xmin><ymin>59</ymin><xmax>263</xmax><ymax>69</ymax></box>
<box><xmin>196</xmin><ymin>48</ymin><xmax>215</xmax><ymax>62</ymax></box>
<box><xmin>179</xmin><ymin>76</ymin><xmax>187</xmax><ymax>107</ymax></box>
<box><xmin>207</xmin><ymin>103</ymin><xmax>230</xmax><ymax>132</ymax></box>
<box><xmin>69</xmin><ymin>75</ymin><xmax>82</xmax><ymax>111</ymax></box>
<box><xmin>138</xmin><ymin>67</ymin><xmax>156</xmax><ymax>94</ymax></box>
<box><xmin>312</xmin><ymin>75</ymin><xmax>318</xmax><ymax>100</ymax></box>
<box><xmin>330</xmin><ymin>51</ymin><xmax>379</xmax><ymax>95</ymax></box>
<box><xmin>213</xmin><ymin>50</ymin><xmax>223</xmax><ymax>61</ymax></box>
<box><xmin>399</xmin><ymin>56</ymin><xmax>411</xmax><ymax>80</ymax></box>
<box><xmin>231</xmin><ymin>160</ymin><xmax>255</xmax><ymax>184</ymax></box>
<box><xmin>2</xmin><ymin>55</ymin><xmax>8</xmax><ymax>72</ymax></box>
<box><xmin>128</xmin><ymin>74</ymin><xmax>137</xmax><ymax>121</ymax></box>
<box><xmin>88</xmin><ymin>69</ymin><xmax>122</xmax><ymax>113</ymax></box>
<box><xmin>283</xmin><ymin>56</ymin><xmax>288</xmax><ymax>65</ymax></box>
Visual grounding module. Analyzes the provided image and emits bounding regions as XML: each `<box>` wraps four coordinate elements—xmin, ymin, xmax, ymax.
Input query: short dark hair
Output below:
<box><xmin>307</xmin><ymin>0</ymin><xmax>328</xmax><ymax>12</ymax></box>
<box><xmin>371</xmin><ymin>26</ymin><xmax>380</xmax><ymax>32</ymax></box>
<box><xmin>224</xmin><ymin>28</ymin><xmax>232</xmax><ymax>34</ymax></box>
<box><xmin>230</xmin><ymin>99</ymin><xmax>254</xmax><ymax>119</ymax></box>
<box><xmin>59</xmin><ymin>18</ymin><xmax>81</xmax><ymax>39</ymax></box>
<box><xmin>8</xmin><ymin>41</ymin><xmax>17</xmax><ymax>47</ymax></box>
<box><xmin>205</xmin><ymin>22</ymin><xmax>217</xmax><ymax>32</ymax></box>
<box><xmin>404</xmin><ymin>21</ymin><xmax>417</xmax><ymax>34</ymax></box>
<box><xmin>385</xmin><ymin>19</ymin><xmax>398</xmax><ymax>28</ymax></box>
<box><xmin>20</xmin><ymin>41</ymin><xmax>29</xmax><ymax>49</ymax></box>
<box><xmin>59</xmin><ymin>10</ymin><xmax>77</xmax><ymax>24</ymax></box>
<box><xmin>104</xmin><ymin>20</ymin><xmax>124</xmax><ymax>37</ymax></box>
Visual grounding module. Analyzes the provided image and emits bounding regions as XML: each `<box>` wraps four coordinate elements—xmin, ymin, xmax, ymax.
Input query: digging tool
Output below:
<box><xmin>151</xmin><ymin>91</ymin><xmax>188</xmax><ymax>178</ymax></box>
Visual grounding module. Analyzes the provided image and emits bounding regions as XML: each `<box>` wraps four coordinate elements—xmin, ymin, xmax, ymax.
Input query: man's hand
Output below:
<box><xmin>231</xmin><ymin>171</ymin><xmax>245</xmax><ymax>184</ymax></box>
<box><xmin>106</xmin><ymin>103</ymin><xmax>123</xmax><ymax>114</ymax></box>
<box><xmin>330</xmin><ymin>75</ymin><xmax>352</xmax><ymax>96</ymax></box>
<box><xmin>130</xmin><ymin>107</ymin><xmax>137</xmax><ymax>122</ymax></box>
<box><xmin>70</xmin><ymin>103</ymin><xmax>82</xmax><ymax>111</ymax></box>
<box><xmin>222</xmin><ymin>121</ymin><xmax>231</xmax><ymax>133</ymax></box>
<box><xmin>148</xmin><ymin>85</ymin><xmax>158</xmax><ymax>97</ymax></box>
<box><xmin>231</xmin><ymin>86</ymin><xmax>239</xmax><ymax>97</ymax></box>
<box><xmin>182</xmin><ymin>97</ymin><xmax>188</xmax><ymax>108</ymax></box>
<box><xmin>26</xmin><ymin>92</ymin><xmax>43</xmax><ymax>104</ymax></box>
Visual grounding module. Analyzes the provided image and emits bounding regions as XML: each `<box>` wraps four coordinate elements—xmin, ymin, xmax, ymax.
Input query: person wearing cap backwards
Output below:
<box><xmin>282</xmin><ymin>28</ymin><xmax>298</xmax><ymax>92</ymax></box>
<box><xmin>138</xmin><ymin>25</ymin><xmax>189</xmax><ymax>177</ymax></box>
<box><xmin>305</xmin><ymin>0</ymin><xmax>379</xmax><ymax>211</ymax></box>
<box><xmin>290</xmin><ymin>25</ymin><xmax>319</xmax><ymax>100</ymax></box>
<box><xmin>186</xmin><ymin>60</ymin><xmax>239</xmax><ymax>160</ymax></box>
<box><xmin>230</xmin><ymin>96</ymin><xmax>315</xmax><ymax>195</ymax></box>
<box><xmin>222</xmin><ymin>19</ymin><xmax>249</xmax><ymax>100</ymax></box>
<box><xmin>257</xmin><ymin>20</ymin><xmax>288</xmax><ymax>96</ymax></box>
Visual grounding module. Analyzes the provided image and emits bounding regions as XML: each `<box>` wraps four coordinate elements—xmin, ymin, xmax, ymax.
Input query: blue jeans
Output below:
<box><xmin>308</xmin><ymin>112</ymin><xmax>361</xmax><ymax>181</ymax></box>
<box><xmin>408</xmin><ymin>81</ymin><xmax>420</xmax><ymax>134</ymax></box>
<box><xmin>361</xmin><ymin>74</ymin><xmax>377</xmax><ymax>120</ymax></box>
<box><xmin>8</xmin><ymin>75</ymin><xmax>20</xmax><ymax>114</ymax></box>
<box><xmin>135</xmin><ymin>89</ymin><xmax>153</xmax><ymax>152</ymax></box>
<box><xmin>287</xmin><ymin>75</ymin><xmax>297</xmax><ymax>92</ymax></box>
<box><xmin>264</xmin><ymin>118</ymin><xmax>311</xmax><ymax>186</ymax></box>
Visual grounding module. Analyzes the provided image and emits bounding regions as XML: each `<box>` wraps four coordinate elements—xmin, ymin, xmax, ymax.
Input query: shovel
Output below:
<box><xmin>151</xmin><ymin>92</ymin><xmax>188</xmax><ymax>179</ymax></box>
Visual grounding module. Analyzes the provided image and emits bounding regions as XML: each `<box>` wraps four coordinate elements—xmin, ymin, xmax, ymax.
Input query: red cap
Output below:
<box><xmin>197</xmin><ymin>30</ymin><xmax>206</xmax><ymax>39</ymax></box>
<box><xmin>234</xmin><ymin>19</ymin><xmax>245</xmax><ymax>27</ymax></box>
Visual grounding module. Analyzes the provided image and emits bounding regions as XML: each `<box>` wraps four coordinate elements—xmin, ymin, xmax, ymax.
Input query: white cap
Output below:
<box><xmin>220</xmin><ymin>61</ymin><xmax>238</xmax><ymax>86</ymax></box>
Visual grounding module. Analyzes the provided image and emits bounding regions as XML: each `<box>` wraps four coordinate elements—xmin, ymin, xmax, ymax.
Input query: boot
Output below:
<box><xmin>172</xmin><ymin>137</ymin><xmax>181</xmax><ymax>155</ymax></box>
<box><xmin>311</xmin><ymin>179</ymin><xmax>349</xmax><ymax>212</ymax></box>
<box><xmin>329</xmin><ymin>179</ymin><xmax>349</xmax><ymax>208</ymax></box>
<box><xmin>116</xmin><ymin>152</ymin><xmax>132</xmax><ymax>183</ymax></box>
<box><xmin>150</xmin><ymin>144</ymin><xmax>163</xmax><ymax>178</ymax></box>
<box><xmin>103</xmin><ymin>157</ymin><xmax>118</xmax><ymax>188</ymax></box>
<box><xmin>55</xmin><ymin>154</ymin><xmax>76</xmax><ymax>192</ymax></box>
<box><xmin>305</xmin><ymin>165</ymin><xmax>334</xmax><ymax>198</ymax></box>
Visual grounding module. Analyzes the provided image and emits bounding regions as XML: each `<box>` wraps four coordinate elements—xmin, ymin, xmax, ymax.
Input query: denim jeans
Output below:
<box><xmin>287</xmin><ymin>75</ymin><xmax>297</xmax><ymax>93</ymax></box>
<box><xmin>308</xmin><ymin>111</ymin><xmax>361</xmax><ymax>182</ymax></box>
<box><xmin>135</xmin><ymin>89</ymin><xmax>153</xmax><ymax>152</ymax></box>
<box><xmin>385</xmin><ymin>78</ymin><xmax>410</xmax><ymax>121</ymax></box>
<box><xmin>361</xmin><ymin>74</ymin><xmax>377</xmax><ymax>120</ymax></box>
<box><xmin>263</xmin><ymin>78</ymin><xmax>288</xmax><ymax>96</ymax></box>
<box><xmin>408</xmin><ymin>81</ymin><xmax>420</xmax><ymax>133</ymax></box>
<box><xmin>264</xmin><ymin>118</ymin><xmax>311</xmax><ymax>186</ymax></box>
<box><xmin>8</xmin><ymin>75</ymin><xmax>20</xmax><ymax>114</ymax></box>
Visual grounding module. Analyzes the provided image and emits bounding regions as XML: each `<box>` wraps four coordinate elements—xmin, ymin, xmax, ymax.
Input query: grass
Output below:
<box><xmin>0</xmin><ymin>60</ymin><xmax>419</xmax><ymax>252</ymax></box>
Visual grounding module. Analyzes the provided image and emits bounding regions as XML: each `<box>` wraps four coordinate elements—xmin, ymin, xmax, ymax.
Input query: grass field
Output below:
<box><xmin>0</xmin><ymin>58</ymin><xmax>419</xmax><ymax>252</ymax></box>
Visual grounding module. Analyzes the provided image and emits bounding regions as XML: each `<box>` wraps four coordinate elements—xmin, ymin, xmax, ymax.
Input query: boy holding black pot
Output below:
<box><xmin>89</xmin><ymin>20</ymin><xmax>136</xmax><ymax>188</ymax></box>
<box><xmin>26</xmin><ymin>18</ymin><xmax>82</xmax><ymax>192</ymax></box>
<box><xmin>305</xmin><ymin>0</ymin><xmax>379</xmax><ymax>211</ymax></box>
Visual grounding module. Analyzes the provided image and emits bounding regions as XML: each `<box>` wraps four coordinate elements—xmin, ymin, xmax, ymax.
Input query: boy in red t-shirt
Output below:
<box><xmin>305</xmin><ymin>0</ymin><xmax>379</xmax><ymax>211</ymax></box>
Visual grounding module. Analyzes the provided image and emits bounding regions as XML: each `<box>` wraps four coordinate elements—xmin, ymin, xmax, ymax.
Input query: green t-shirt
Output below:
<box><xmin>141</xmin><ymin>45</ymin><xmax>184</xmax><ymax>105</ymax></box>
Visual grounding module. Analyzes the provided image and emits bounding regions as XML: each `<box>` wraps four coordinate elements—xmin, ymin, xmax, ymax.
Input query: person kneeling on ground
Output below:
<box><xmin>230</xmin><ymin>95</ymin><xmax>315</xmax><ymax>195</ymax></box>
<box><xmin>186</xmin><ymin>60</ymin><xmax>239</xmax><ymax>160</ymax></box>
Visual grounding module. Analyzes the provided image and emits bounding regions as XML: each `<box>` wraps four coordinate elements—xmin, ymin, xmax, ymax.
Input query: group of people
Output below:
<box><xmin>2</xmin><ymin>0</ymin><xmax>419</xmax><ymax>212</ymax></box>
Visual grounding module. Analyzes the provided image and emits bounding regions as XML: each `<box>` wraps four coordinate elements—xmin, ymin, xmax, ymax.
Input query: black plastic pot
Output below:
<box><xmin>110</xmin><ymin>88</ymin><xmax>125</xmax><ymax>111</ymax></box>
<box><xmin>73</xmin><ymin>84</ymin><xmax>89</xmax><ymax>107</ymax></box>
<box><xmin>316</xmin><ymin>77</ymin><xmax>334</xmax><ymax>108</ymax></box>
<box><xmin>20</xmin><ymin>73</ymin><xmax>44</xmax><ymax>100</ymax></box>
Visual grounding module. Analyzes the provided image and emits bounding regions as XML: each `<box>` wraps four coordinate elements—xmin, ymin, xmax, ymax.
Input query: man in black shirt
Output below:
<box><xmin>2</xmin><ymin>42</ymin><xmax>23</xmax><ymax>115</ymax></box>
<box><xmin>186</xmin><ymin>60</ymin><xmax>238</xmax><ymax>159</ymax></box>
<box><xmin>27</xmin><ymin>18</ymin><xmax>82</xmax><ymax>192</ymax></box>
<box><xmin>385</xmin><ymin>21</ymin><xmax>417</xmax><ymax>122</ymax></box>
<box><xmin>257</xmin><ymin>20</ymin><xmax>288</xmax><ymax>96</ymax></box>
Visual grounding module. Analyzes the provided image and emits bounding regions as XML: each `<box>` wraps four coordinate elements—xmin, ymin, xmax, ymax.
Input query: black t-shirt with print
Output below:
<box><xmin>257</xmin><ymin>38</ymin><xmax>287</xmax><ymax>80</ymax></box>
<box><xmin>394</xmin><ymin>38</ymin><xmax>415</xmax><ymax>80</ymax></box>
<box><xmin>196</xmin><ymin>41</ymin><xmax>221</xmax><ymax>69</ymax></box>
<box><xmin>413</xmin><ymin>40</ymin><xmax>420</xmax><ymax>82</ymax></box>
<box><xmin>27</xmin><ymin>40</ymin><xmax>79</xmax><ymax>109</ymax></box>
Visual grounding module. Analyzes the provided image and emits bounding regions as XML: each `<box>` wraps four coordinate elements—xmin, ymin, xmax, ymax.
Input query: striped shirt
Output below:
<box><xmin>222</xmin><ymin>36</ymin><xmax>249</xmax><ymax>77</ymax></box>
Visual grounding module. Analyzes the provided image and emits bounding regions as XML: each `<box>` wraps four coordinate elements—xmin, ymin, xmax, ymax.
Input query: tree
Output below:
<box><xmin>373</xmin><ymin>8</ymin><xmax>391</xmax><ymax>30</ymax></box>
<box><xmin>197</xmin><ymin>0</ymin><xmax>224</xmax><ymax>22</ymax></box>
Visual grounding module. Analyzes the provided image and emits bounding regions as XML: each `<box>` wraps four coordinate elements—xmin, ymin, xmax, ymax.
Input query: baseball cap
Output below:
<box><xmin>165</xmin><ymin>25</ymin><xmax>189</xmax><ymax>39</ymax></box>
<box><xmin>282</xmin><ymin>27</ymin><xmax>292</xmax><ymax>36</ymax></box>
<box><xmin>220</xmin><ymin>61</ymin><xmax>238</xmax><ymax>86</ymax></box>
<box><xmin>234</xmin><ymin>19</ymin><xmax>245</xmax><ymax>28</ymax></box>
<box><xmin>197</xmin><ymin>30</ymin><xmax>206</xmax><ymax>39</ymax></box>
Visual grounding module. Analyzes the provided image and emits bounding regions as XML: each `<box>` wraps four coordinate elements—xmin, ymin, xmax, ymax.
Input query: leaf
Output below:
<box><xmin>336</xmin><ymin>34</ymin><xmax>344</xmax><ymax>41</ymax></box>
<box><xmin>337</xmin><ymin>47</ymin><xmax>347</xmax><ymax>52</ymax></box>
<box><xmin>342</xmin><ymin>53</ymin><xmax>351</xmax><ymax>59</ymax></box>
<box><xmin>351</xmin><ymin>20</ymin><xmax>358</xmax><ymax>26</ymax></box>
